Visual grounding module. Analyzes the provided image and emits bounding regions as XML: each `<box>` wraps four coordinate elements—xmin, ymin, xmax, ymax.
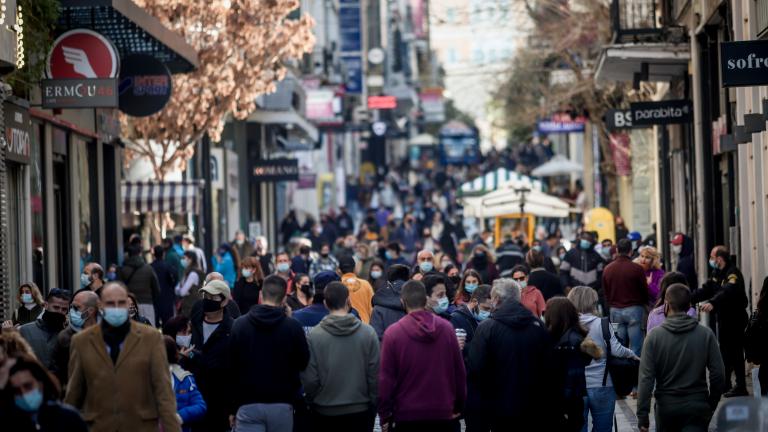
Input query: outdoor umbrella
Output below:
<box><xmin>531</xmin><ymin>155</ymin><xmax>584</xmax><ymax>177</ymax></box>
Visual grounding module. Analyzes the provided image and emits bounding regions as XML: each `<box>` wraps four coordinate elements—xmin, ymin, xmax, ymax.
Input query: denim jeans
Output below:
<box><xmin>610</xmin><ymin>305</ymin><xmax>645</xmax><ymax>356</ymax></box>
<box><xmin>582</xmin><ymin>386</ymin><xmax>617</xmax><ymax>432</ymax></box>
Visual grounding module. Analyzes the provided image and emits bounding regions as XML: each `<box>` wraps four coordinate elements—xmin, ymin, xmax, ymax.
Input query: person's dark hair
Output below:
<box><xmin>655</xmin><ymin>271</ymin><xmax>688</xmax><ymax>308</ymax></box>
<box><xmin>713</xmin><ymin>246</ymin><xmax>730</xmax><ymax>262</ymax></box>
<box><xmin>294</xmin><ymin>273</ymin><xmax>313</xmax><ymax>298</ymax></box>
<box><xmin>183</xmin><ymin>251</ymin><xmax>199</xmax><ymax>270</ymax></box>
<box><xmin>153</xmin><ymin>245</ymin><xmax>165</xmax><ymax>260</ymax></box>
<box><xmin>163</xmin><ymin>335</ymin><xmax>179</xmax><ymax>365</ymax></box>
<box><xmin>324</xmin><ymin>282</ymin><xmax>349</xmax><ymax>311</ymax></box>
<box><xmin>470</xmin><ymin>284</ymin><xmax>492</xmax><ymax>303</ymax></box>
<box><xmin>443</xmin><ymin>263</ymin><xmax>457</xmax><ymax>275</ymax></box>
<box><xmin>338</xmin><ymin>254</ymin><xmax>356</xmax><ymax>273</ymax></box>
<box><xmin>275</xmin><ymin>251</ymin><xmax>290</xmax><ymax>261</ymax></box>
<box><xmin>401</xmin><ymin>280</ymin><xmax>427</xmax><ymax>310</ymax></box>
<box><xmin>510</xmin><ymin>264</ymin><xmax>530</xmax><ymax>277</ymax></box>
<box><xmin>387</xmin><ymin>264</ymin><xmax>410</xmax><ymax>282</ymax></box>
<box><xmin>46</xmin><ymin>288</ymin><xmax>71</xmax><ymax>302</ymax></box>
<box><xmin>90</xmin><ymin>265</ymin><xmax>104</xmax><ymax>280</ymax></box>
<box><xmin>162</xmin><ymin>316</ymin><xmax>190</xmax><ymax>338</ymax></box>
<box><xmin>8</xmin><ymin>354</ymin><xmax>61</xmax><ymax>402</ymax></box>
<box><xmin>173</xmin><ymin>234</ymin><xmax>183</xmax><ymax>244</ymax></box>
<box><xmin>526</xmin><ymin>249</ymin><xmax>544</xmax><ymax>269</ymax></box>
<box><xmin>126</xmin><ymin>244</ymin><xmax>142</xmax><ymax>257</ymax></box>
<box><xmin>665</xmin><ymin>283</ymin><xmax>692</xmax><ymax>313</ymax></box>
<box><xmin>387</xmin><ymin>242</ymin><xmax>401</xmax><ymax>254</ymax></box>
<box><xmin>262</xmin><ymin>275</ymin><xmax>288</xmax><ymax>303</ymax></box>
<box><xmin>320</xmin><ymin>242</ymin><xmax>330</xmax><ymax>250</ymax></box>
<box><xmin>616</xmin><ymin>238</ymin><xmax>632</xmax><ymax>255</ymax></box>
<box><xmin>423</xmin><ymin>274</ymin><xmax>446</xmax><ymax>297</ymax></box>
<box><xmin>299</xmin><ymin>245</ymin><xmax>310</xmax><ymax>255</ymax></box>
<box><xmin>127</xmin><ymin>292</ymin><xmax>139</xmax><ymax>310</ymax></box>
<box><xmin>545</xmin><ymin>297</ymin><xmax>587</xmax><ymax>340</ymax></box>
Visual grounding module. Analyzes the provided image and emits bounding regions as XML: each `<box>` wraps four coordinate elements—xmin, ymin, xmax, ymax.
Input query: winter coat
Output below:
<box><xmin>520</xmin><ymin>286</ymin><xmax>546</xmax><ymax>317</ymax></box>
<box><xmin>450</xmin><ymin>305</ymin><xmax>479</xmax><ymax>359</ymax></box>
<box><xmin>637</xmin><ymin>314</ymin><xmax>725</xmax><ymax>428</ymax></box>
<box><xmin>378</xmin><ymin>310</ymin><xmax>466</xmax><ymax>423</ymax></box>
<box><xmin>692</xmin><ymin>264</ymin><xmax>749</xmax><ymax>324</ymax></box>
<box><xmin>151</xmin><ymin>259</ymin><xmax>178</xmax><ymax>326</ymax></box>
<box><xmin>552</xmin><ymin>328</ymin><xmax>602</xmax><ymax>402</ymax></box>
<box><xmin>233</xmin><ymin>278</ymin><xmax>261</xmax><ymax>314</ymax></box>
<box><xmin>529</xmin><ymin>267</ymin><xmax>564</xmax><ymax>300</ymax></box>
<box><xmin>302</xmin><ymin>314</ymin><xmax>380</xmax><ymax>416</ymax></box>
<box><xmin>50</xmin><ymin>325</ymin><xmax>78</xmax><ymax>387</ymax></box>
<box><xmin>171</xmin><ymin>364</ymin><xmax>206</xmax><ymax>432</ymax></box>
<box><xmin>19</xmin><ymin>315</ymin><xmax>61</xmax><ymax>369</ymax></box>
<box><xmin>229</xmin><ymin>305</ymin><xmax>310</xmax><ymax>410</ymax></box>
<box><xmin>163</xmin><ymin>247</ymin><xmax>183</xmax><ymax>282</ymax></box>
<box><xmin>560</xmin><ymin>248</ymin><xmax>604</xmax><ymax>292</ymax></box>
<box><xmin>466</xmin><ymin>300</ymin><xmax>556</xmax><ymax>430</ymax></box>
<box><xmin>291</xmin><ymin>255</ymin><xmax>312</xmax><ymax>275</ymax></box>
<box><xmin>645</xmin><ymin>268</ymin><xmax>665</xmax><ymax>305</ymax></box>
<box><xmin>342</xmin><ymin>273</ymin><xmax>375</xmax><ymax>323</ymax></box>
<box><xmin>496</xmin><ymin>241</ymin><xmax>525</xmax><ymax>277</ymax></box>
<box><xmin>293</xmin><ymin>303</ymin><xmax>330</xmax><ymax>334</ymax></box>
<box><xmin>1</xmin><ymin>401</ymin><xmax>88</xmax><ymax>432</ymax></box>
<box><xmin>212</xmin><ymin>251</ymin><xmax>237</xmax><ymax>288</ymax></box>
<box><xmin>118</xmin><ymin>255</ymin><xmax>160</xmax><ymax>306</ymax></box>
<box><xmin>675</xmin><ymin>234</ymin><xmax>698</xmax><ymax>291</ymax></box>
<box><xmin>13</xmin><ymin>303</ymin><xmax>43</xmax><ymax>326</ymax></box>
<box><xmin>370</xmin><ymin>280</ymin><xmax>407</xmax><ymax>339</ymax></box>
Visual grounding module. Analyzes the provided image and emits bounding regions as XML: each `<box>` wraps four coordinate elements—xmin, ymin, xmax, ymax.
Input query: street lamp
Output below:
<box><xmin>515</xmin><ymin>186</ymin><xmax>531</xmax><ymax>240</ymax></box>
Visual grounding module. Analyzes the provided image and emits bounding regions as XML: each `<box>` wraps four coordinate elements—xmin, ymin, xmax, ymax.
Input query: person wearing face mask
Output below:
<box><xmin>559</xmin><ymin>232</ymin><xmax>605</xmax><ymax>298</ymax></box>
<box><xmin>339</xmin><ymin>255</ymin><xmax>375</xmax><ymax>323</ymax></box>
<box><xmin>186</xmin><ymin>280</ymin><xmax>235</xmax><ymax>431</ymax></box>
<box><xmin>150</xmin><ymin>245</ymin><xmax>178</xmax><ymax>326</ymax></box>
<box><xmin>424</xmin><ymin>274</ymin><xmax>452</xmax><ymax>321</ymax></box>
<box><xmin>4</xmin><ymin>354</ymin><xmax>88</xmax><ymax>432</ymax></box>
<box><xmin>231</xmin><ymin>230</ymin><xmax>255</xmax><ymax>263</ymax></box>
<box><xmin>466</xmin><ymin>278</ymin><xmax>556</xmax><ymax>431</ymax></box>
<box><xmin>512</xmin><ymin>265</ymin><xmax>546</xmax><ymax>318</ymax></box>
<box><xmin>233</xmin><ymin>256</ymin><xmax>264</xmax><ymax>313</ymax></box>
<box><xmin>309</xmin><ymin>243</ymin><xmax>340</xmax><ymax>279</ymax></box>
<box><xmin>212</xmin><ymin>243</ymin><xmax>239</xmax><ymax>289</ymax></box>
<box><xmin>646</xmin><ymin>272</ymin><xmax>696</xmax><ymax>333</ymax></box>
<box><xmin>18</xmin><ymin>289</ymin><xmax>71</xmax><ymax>370</ymax></box>
<box><xmin>176</xmin><ymin>251</ymin><xmax>204</xmax><ymax>318</ymax></box>
<box><xmin>670</xmin><ymin>233</ymin><xmax>698</xmax><ymax>292</ymax></box>
<box><xmin>370</xmin><ymin>265</ymin><xmax>411</xmax><ymax>340</ymax></box>
<box><xmin>11</xmin><ymin>283</ymin><xmax>44</xmax><ymax>327</ymax></box>
<box><xmin>162</xmin><ymin>315</ymin><xmax>194</xmax><ymax>357</ymax></box>
<box><xmin>450</xmin><ymin>284</ymin><xmax>492</xmax><ymax>359</ymax></box>
<box><xmin>118</xmin><ymin>245</ymin><xmax>161</xmax><ymax>326</ymax></box>
<box><xmin>64</xmin><ymin>282</ymin><xmax>179</xmax><ymax>432</ymax></box>
<box><xmin>367</xmin><ymin>260</ymin><xmax>387</xmax><ymax>292</ymax></box>
<box><xmin>274</xmin><ymin>251</ymin><xmax>296</xmax><ymax>293</ymax></box>
<box><xmin>286</xmin><ymin>273</ymin><xmax>313</xmax><ymax>312</ymax></box>
<box><xmin>50</xmin><ymin>290</ymin><xmax>99</xmax><ymax>387</ymax></box>
<box><xmin>163</xmin><ymin>336</ymin><xmax>207</xmax><ymax>432</ymax></box>
<box><xmin>454</xmin><ymin>269</ymin><xmax>482</xmax><ymax>306</ymax></box>
<box><xmin>464</xmin><ymin>245</ymin><xmax>500</xmax><ymax>286</ymax></box>
<box><xmin>81</xmin><ymin>262</ymin><xmax>105</xmax><ymax>293</ymax></box>
<box><xmin>383</xmin><ymin>242</ymin><xmax>408</xmax><ymax>269</ymax></box>
<box><xmin>691</xmin><ymin>245</ymin><xmax>749</xmax><ymax>397</ymax></box>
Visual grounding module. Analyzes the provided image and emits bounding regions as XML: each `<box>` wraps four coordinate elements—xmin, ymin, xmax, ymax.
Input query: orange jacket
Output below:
<box><xmin>342</xmin><ymin>273</ymin><xmax>375</xmax><ymax>323</ymax></box>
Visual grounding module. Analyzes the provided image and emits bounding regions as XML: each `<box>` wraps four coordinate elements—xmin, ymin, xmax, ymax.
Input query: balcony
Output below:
<box><xmin>611</xmin><ymin>0</ymin><xmax>664</xmax><ymax>43</ymax></box>
<box><xmin>759</xmin><ymin>0</ymin><xmax>768</xmax><ymax>37</ymax></box>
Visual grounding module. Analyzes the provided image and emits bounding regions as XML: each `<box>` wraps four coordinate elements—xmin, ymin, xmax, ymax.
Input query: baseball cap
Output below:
<box><xmin>313</xmin><ymin>271</ymin><xmax>341</xmax><ymax>292</ymax></box>
<box><xmin>199</xmin><ymin>279</ymin><xmax>231</xmax><ymax>299</ymax></box>
<box><xmin>671</xmin><ymin>233</ymin><xmax>684</xmax><ymax>246</ymax></box>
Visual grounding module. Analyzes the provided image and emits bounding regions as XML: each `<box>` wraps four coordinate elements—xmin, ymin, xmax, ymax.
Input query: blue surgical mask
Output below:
<box><xmin>559</xmin><ymin>253</ymin><xmax>566</xmax><ymax>261</ymax></box>
<box><xmin>709</xmin><ymin>259</ymin><xmax>718</xmax><ymax>269</ymax></box>
<box><xmin>580</xmin><ymin>240</ymin><xmax>591</xmax><ymax>250</ymax></box>
<box><xmin>518</xmin><ymin>281</ymin><xmax>528</xmax><ymax>289</ymax></box>
<box><xmin>106</xmin><ymin>271</ymin><xmax>117</xmax><ymax>281</ymax></box>
<box><xmin>277</xmin><ymin>262</ymin><xmax>290</xmax><ymax>273</ymax></box>
<box><xmin>180</xmin><ymin>259</ymin><xmax>189</xmax><ymax>269</ymax></box>
<box><xmin>69</xmin><ymin>308</ymin><xmax>86</xmax><ymax>330</ymax></box>
<box><xmin>385</xmin><ymin>251</ymin><xmax>394</xmax><ymax>260</ymax></box>
<box><xmin>102</xmin><ymin>307</ymin><xmax>129</xmax><ymax>327</ymax></box>
<box><xmin>532</xmin><ymin>245</ymin><xmax>542</xmax><ymax>252</ymax></box>
<box><xmin>434</xmin><ymin>297</ymin><xmax>449</xmax><ymax>314</ymax></box>
<box><xmin>176</xmin><ymin>334</ymin><xmax>192</xmax><ymax>348</ymax></box>
<box><xmin>80</xmin><ymin>273</ymin><xmax>90</xmax><ymax>288</ymax></box>
<box><xmin>14</xmin><ymin>388</ymin><xmax>43</xmax><ymax>412</ymax></box>
<box><xmin>475</xmin><ymin>310</ymin><xmax>491</xmax><ymax>321</ymax></box>
<box><xmin>370</xmin><ymin>270</ymin><xmax>383</xmax><ymax>279</ymax></box>
<box><xmin>419</xmin><ymin>261</ymin><xmax>433</xmax><ymax>273</ymax></box>
<box><xmin>241</xmin><ymin>269</ymin><xmax>253</xmax><ymax>278</ymax></box>
<box><xmin>21</xmin><ymin>293</ymin><xmax>33</xmax><ymax>304</ymax></box>
<box><xmin>465</xmin><ymin>283</ymin><xmax>478</xmax><ymax>294</ymax></box>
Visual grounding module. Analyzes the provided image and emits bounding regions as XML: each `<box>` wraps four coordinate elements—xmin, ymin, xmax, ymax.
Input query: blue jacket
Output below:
<box><xmin>171</xmin><ymin>364</ymin><xmax>207</xmax><ymax>432</ymax></box>
<box><xmin>213</xmin><ymin>252</ymin><xmax>237</xmax><ymax>287</ymax></box>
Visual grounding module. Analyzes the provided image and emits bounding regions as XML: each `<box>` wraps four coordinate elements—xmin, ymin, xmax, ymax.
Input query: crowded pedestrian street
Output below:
<box><xmin>1</xmin><ymin>0</ymin><xmax>768</xmax><ymax>431</ymax></box>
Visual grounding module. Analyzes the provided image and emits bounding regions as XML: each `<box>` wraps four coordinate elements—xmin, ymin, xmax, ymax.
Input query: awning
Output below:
<box><xmin>247</xmin><ymin>108</ymin><xmax>320</xmax><ymax>142</ymax></box>
<box><xmin>121</xmin><ymin>180</ymin><xmax>203</xmax><ymax>214</ymax></box>
<box><xmin>594</xmin><ymin>43</ymin><xmax>690</xmax><ymax>83</ymax></box>
<box><xmin>459</xmin><ymin>168</ymin><xmax>543</xmax><ymax>197</ymax></box>
<box><xmin>59</xmin><ymin>0</ymin><xmax>199</xmax><ymax>73</ymax></box>
<box><xmin>462</xmin><ymin>183</ymin><xmax>571</xmax><ymax>219</ymax></box>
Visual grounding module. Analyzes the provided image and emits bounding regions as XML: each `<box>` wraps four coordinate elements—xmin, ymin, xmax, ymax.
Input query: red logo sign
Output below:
<box><xmin>368</xmin><ymin>96</ymin><xmax>397</xmax><ymax>110</ymax></box>
<box><xmin>46</xmin><ymin>29</ymin><xmax>119</xmax><ymax>79</ymax></box>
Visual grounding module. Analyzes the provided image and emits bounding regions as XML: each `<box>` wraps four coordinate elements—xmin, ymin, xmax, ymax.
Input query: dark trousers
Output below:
<box><xmin>310</xmin><ymin>410</ymin><xmax>375</xmax><ymax>432</ymax></box>
<box><xmin>654</xmin><ymin>398</ymin><xmax>712</xmax><ymax>432</ymax></box>
<box><xmin>760</xmin><ymin>364</ymin><xmax>768</xmax><ymax>396</ymax></box>
<box><xmin>393</xmin><ymin>419</ymin><xmax>459</xmax><ymax>432</ymax></box>
<box><xmin>719</xmin><ymin>320</ymin><xmax>747</xmax><ymax>390</ymax></box>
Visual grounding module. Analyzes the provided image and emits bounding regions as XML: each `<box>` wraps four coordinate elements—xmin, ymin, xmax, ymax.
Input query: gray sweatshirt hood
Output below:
<box><xmin>660</xmin><ymin>313</ymin><xmax>699</xmax><ymax>334</ymax></box>
<box><xmin>319</xmin><ymin>313</ymin><xmax>361</xmax><ymax>336</ymax></box>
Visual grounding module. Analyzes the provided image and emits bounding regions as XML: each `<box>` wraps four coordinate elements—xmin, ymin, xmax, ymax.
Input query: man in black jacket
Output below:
<box><xmin>370</xmin><ymin>265</ymin><xmax>410</xmax><ymax>339</ymax></box>
<box><xmin>692</xmin><ymin>245</ymin><xmax>749</xmax><ymax>397</ymax></box>
<box><xmin>151</xmin><ymin>245</ymin><xmax>177</xmax><ymax>326</ymax></box>
<box><xmin>466</xmin><ymin>278</ymin><xmax>556</xmax><ymax>431</ymax></box>
<box><xmin>229</xmin><ymin>275</ymin><xmax>310</xmax><ymax>431</ymax></box>
<box><xmin>118</xmin><ymin>245</ymin><xmax>160</xmax><ymax>325</ymax></box>
<box><xmin>496</xmin><ymin>235</ymin><xmax>525</xmax><ymax>278</ymax></box>
<box><xmin>526</xmin><ymin>249</ymin><xmax>564</xmax><ymax>300</ymax></box>
<box><xmin>559</xmin><ymin>232</ymin><xmax>604</xmax><ymax>296</ymax></box>
<box><xmin>450</xmin><ymin>285</ymin><xmax>492</xmax><ymax>360</ymax></box>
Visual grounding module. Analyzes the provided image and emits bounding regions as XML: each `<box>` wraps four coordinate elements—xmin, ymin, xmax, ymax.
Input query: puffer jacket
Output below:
<box><xmin>552</xmin><ymin>328</ymin><xmax>602</xmax><ymax>401</ymax></box>
<box><xmin>171</xmin><ymin>364</ymin><xmax>206</xmax><ymax>432</ymax></box>
<box><xmin>119</xmin><ymin>255</ymin><xmax>160</xmax><ymax>306</ymax></box>
<box><xmin>370</xmin><ymin>280</ymin><xmax>407</xmax><ymax>340</ymax></box>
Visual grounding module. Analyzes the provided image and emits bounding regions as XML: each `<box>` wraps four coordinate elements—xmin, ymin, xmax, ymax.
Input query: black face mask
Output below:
<box><xmin>43</xmin><ymin>310</ymin><xmax>66</xmax><ymax>330</ymax></box>
<box><xmin>202</xmin><ymin>298</ymin><xmax>223</xmax><ymax>313</ymax></box>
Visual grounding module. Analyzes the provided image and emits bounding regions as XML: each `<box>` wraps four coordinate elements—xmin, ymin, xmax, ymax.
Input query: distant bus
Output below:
<box><xmin>438</xmin><ymin>122</ymin><xmax>480</xmax><ymax>165</ymax></box>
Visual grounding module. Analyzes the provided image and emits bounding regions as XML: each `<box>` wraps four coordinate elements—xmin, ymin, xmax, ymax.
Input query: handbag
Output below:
<box><xmin>601</xmin><ymin>318</ymin><xmax>639</xmax><ymax>397</ymax></box>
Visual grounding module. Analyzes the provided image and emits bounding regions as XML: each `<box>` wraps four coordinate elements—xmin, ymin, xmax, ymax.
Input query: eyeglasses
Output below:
<box><xmin>512</xmin><ymin>277</ymin><xmax>526</xmax><ymax>281</ymax></box>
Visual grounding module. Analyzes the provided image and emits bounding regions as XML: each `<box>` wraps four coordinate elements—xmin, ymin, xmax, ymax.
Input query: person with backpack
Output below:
<box><xmin>370</xmin><ymin>265</ymin><xmax>410</xmax><ymax>339</ymax></box>
<box><xmin>568</xmin><ymin>286</ymin><xmax>638</xmax><ymax>432</ymax></box>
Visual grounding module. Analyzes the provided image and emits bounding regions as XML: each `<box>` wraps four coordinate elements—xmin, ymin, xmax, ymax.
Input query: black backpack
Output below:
<box><xmin>601</xmin><ymin>318</ymin><xmax>640</xmax><ymax>397</ymax></box>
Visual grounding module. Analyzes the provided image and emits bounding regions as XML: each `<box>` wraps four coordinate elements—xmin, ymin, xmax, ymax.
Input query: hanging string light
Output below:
<box><xmin>0</xmin><ymin>0</ymin><xmax>7</xmax><ymax>27</ymax></box>
<box><xmin>14</xmin><ymin>3</ymin><xmax>23</xmax><ymax>69</ymax></box>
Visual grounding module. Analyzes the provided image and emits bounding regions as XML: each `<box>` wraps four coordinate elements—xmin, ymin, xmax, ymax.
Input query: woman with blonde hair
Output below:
<box><xmin>12</xmin><ymin>283</ymin><xmax>44</xmax><ymax>326</ymax></box>
<box><xmin>634</xmin><ymin>246</ymin><xmax>665</xmax><ymax>305</ymax></box>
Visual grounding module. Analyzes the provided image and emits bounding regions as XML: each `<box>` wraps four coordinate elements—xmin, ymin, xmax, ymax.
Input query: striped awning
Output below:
<box><xmin>121</xmin><ymin>180</ymin><xmax>204</xmax><ymax>214</ymax></box>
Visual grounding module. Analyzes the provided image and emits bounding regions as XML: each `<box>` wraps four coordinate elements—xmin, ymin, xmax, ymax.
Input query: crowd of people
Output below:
<box><xmin>1</xmin><ymin>175</ymin><xmax>767</xmax><ymax>432</ymax></box>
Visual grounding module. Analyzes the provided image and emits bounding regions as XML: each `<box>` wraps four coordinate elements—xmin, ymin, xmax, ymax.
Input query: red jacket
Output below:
<box><xmin>602</xmin><ymin>255</ymin><xmax>648</xmax><ymax>308</ymax></box>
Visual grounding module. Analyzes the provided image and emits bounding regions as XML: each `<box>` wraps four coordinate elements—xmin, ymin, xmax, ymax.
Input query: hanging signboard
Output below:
<box><xmin>341</xmin><ymin>55</ymin><xmax>363</xmax><ymax>94</ymax></box>
<box><xmin>630</xmin><ymin>100</ymin><xmax>693</xmax><ymax>125</ymax></box>
<box><xmin>42</xmin><ymin>29</ymin><xmax>119</xmax><ymax>108</ymax></box>
<box><xmin>605</xmin><ymin>109</ymin><xmax>635</xmax><ymax>130</ymax></box>
<box><xmin>3</xmin><ymin>98</ymin><xmax>31</xmax><ymax>164</ymax></box>
<box><xmin>721</xmin><ymin>40</ymin><xmax>768</xmax><ymax>87</ymax></box>
<box><xmin>537</xmin><ymin>113</ymin><xmax>586</xmax><ymax>133</ymax></box>
<box><xmin>251</xmin><ymin>158</ymin><xmax>299</xmax><ymax>182</ymax></box>
<box><xmin>119</xmin><ymin>53</ymin><xmax>172</xmax><ymax>117</ymax></box>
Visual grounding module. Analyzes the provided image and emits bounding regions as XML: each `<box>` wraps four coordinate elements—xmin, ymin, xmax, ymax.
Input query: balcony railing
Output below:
<box><xmin>758</xmin><ymin>0</ymin><xmax>768</xmax><ymax>37</ymax></box>
<box><xmin>611</xmin><ymin>0</ymin><xmax>665</xmax><ymax>43</ymax></box>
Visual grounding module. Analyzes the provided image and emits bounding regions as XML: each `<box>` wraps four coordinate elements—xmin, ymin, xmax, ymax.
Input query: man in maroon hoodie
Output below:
<box><xmin>378</xmin><ymin>280</ymin><xmax>466</xmax><ymax>432</ymax></box>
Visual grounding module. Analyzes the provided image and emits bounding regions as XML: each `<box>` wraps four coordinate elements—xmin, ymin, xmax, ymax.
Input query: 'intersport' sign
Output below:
<box><xmin>721</xmin><ymin>41</ymin><xmax>768</xmax><ymax>87</ymax></box>
<box><xmin>630</xmin><ymin>100</ymin><xmax>692</xmax><ymax>126</ymax></box>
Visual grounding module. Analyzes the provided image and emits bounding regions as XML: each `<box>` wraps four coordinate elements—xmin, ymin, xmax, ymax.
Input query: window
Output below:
<box><xmin>473</xmin><ymin>48</ymin><xmax>485</xmax><ymax>64</ymax></box>
<box><xmin>446</xmin><ymin>48</ymin><xmax>459</xmax><ymax>64</ymax></box>
<box><xmin>445</xmin><ymin>7</ymin><xmax>456</xmax><ymax>23</ymax></box>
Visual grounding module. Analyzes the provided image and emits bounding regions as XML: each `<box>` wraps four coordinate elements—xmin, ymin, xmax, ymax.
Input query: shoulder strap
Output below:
<box><xmin>601</xmin><ymin>317</ymin><xmax>612</xmax><ymax>386</ymax></box>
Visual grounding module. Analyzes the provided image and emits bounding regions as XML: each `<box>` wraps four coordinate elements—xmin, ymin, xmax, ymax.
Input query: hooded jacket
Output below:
<box><xmin>342</xmin><ymin>273</ymin><xmax>375</xmax><ymax>324</ymax></box>
<box><xmin>302</xmin><ymin>314</ymin><xmax>380</xmax><ymax>416</ymax></box>
<box><xmin>119</xmin><ymin>255</ymin><xmax>160</xmax><ymax>306</ymax></box>
<box><xmin>466</xmin><ymin>301</ymin><xmax>556</xmax><ymax>429</ymax></box>
<box><xmin>229</xmin><ymin>305</ymin><xmax>310</xmax><ymax>410</ymax></box>
<box><xmin>676</xmin><ymin>234</ymin><xmax>698</xmax><ymax>291</ymax></box>
<box><xmin>378</xmin><ymin>310</ymin><xmax>466</xmax><ymax>423</ymax></box>
<box><xmin>370</xmin><ymin>280</ymin><xmax>407</xmax><ymax>339</ymax></box>
<box><xmin>637</xmin><ymin>314</ymin><xmax>725</xmax><ymax>428</ymax></box>
<box><xmin>450</xmin><ymin>305</ymin><xmax>479</xmax><ymax>359</ymax></box>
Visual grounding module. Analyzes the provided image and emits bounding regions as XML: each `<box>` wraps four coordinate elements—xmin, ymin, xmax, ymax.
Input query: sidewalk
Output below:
<box><xmin>614</xmin><ymin>398</ymin><xmax>720</xmax><ymax>432</ymax></box>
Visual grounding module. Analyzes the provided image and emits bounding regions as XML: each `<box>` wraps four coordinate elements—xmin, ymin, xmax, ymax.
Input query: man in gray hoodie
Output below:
<box><xmin>302</xmin><ymin>281</ymin><xmax>380</xmax><ymax>430</ymax></box>
<box><xmin>637</xmin><ymin>284</ymin><xmax>725</xmax><ymax>432</ymax></box>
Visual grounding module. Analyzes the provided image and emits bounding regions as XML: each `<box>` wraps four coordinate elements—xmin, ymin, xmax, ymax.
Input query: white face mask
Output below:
<box><xmin>672</xmin><ymin>245</ymin><xmax>683</xmax><ymax>255</ymax></box>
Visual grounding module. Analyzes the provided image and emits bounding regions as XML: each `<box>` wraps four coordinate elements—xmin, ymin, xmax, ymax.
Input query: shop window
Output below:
<box><xmin>30</xmin><ymin>122</ymin><xmax>45</xmax><ymax>292</ymax></box>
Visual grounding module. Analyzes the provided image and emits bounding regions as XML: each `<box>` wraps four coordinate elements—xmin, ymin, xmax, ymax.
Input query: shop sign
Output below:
<box><xmin>537</xmin><ymin>113</ymin><xmax>586</xmax><ymax>133</ymax></box>
<box><xmin>3</xmin><ymin>99</ymin><xmax>31</xmax><ymax>164</ymax></box>
<box><xmin>339</xmin><ymin>0</ymin><xmax>362</xmax><ymax>52</ymax></box>
<box><xmin>298</xmin><ymin>173</ymin><xmax>317</xmax><ymax>189</ymax></box>
<box><xmin>630</xmin><ymin>100</ymin><xmax>692</xmax><ymax>125</ymax></box>
<box><xmin>306</xmin><ymin>89</ymin><xmax>342</xmax><ymax>125</ymax></box>
<box><xmin>341</xmin><ymin>55</ymin><xmax>363</xmax><ymax>95</ymax></box>
<box><xmin>368</xmin><ymin>95</ymin><xmax>397</xmax><ymax>110</ymax></box>
<box><xmin>42</xmin><ymin>29</ymin><xmax>119</xmax><ymax>108</ymax></box>
<box><xmin>605</xmin><ymin>109</ymin><xmax>635</xmax><ymax>130</ymax></box>
<box><xmin>721</xmin><ymin>41</ymin><xmax>768</xmax><ymax>87</ymax></box>
<box><xmin>119</xmin><ymin>53</ymin><xmax>172</xmax><ymax>117</ymax></box>
<box><xmin>420</xmin><ymin>88</ymin><xmax>445</xmax><ymax>123</ymax></box>
<box><xmin>251</xmin><ymin>158</ymin><xmax>299</xmax><ymax>182</ymax></box>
